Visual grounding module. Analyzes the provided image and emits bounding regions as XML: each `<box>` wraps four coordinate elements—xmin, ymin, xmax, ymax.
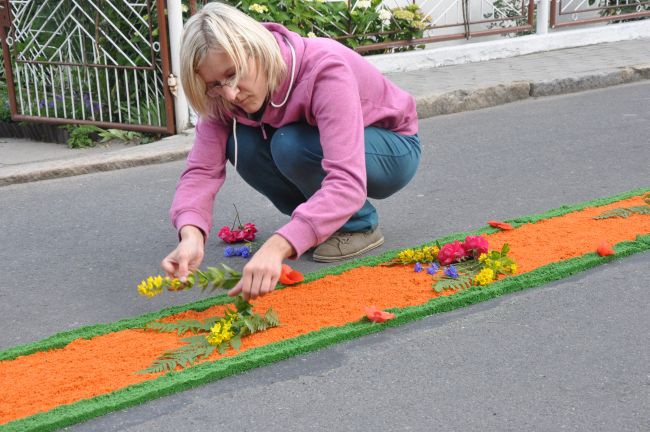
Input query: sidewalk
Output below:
<box><xmin>1</xmin><ymin>38</ymin><xmax>648</xmax><ymax>187</ymax></box>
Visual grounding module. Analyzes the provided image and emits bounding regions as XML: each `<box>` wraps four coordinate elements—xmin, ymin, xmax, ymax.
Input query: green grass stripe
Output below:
<box><xmin>1</xmin><ymin>186</ymin><xmax>648</xmax><ymax>363</ymax></box>
<box><xmin>3</xmin><ymin>233</ymin><xmax>649</xmax><ymax>432</ymax></box>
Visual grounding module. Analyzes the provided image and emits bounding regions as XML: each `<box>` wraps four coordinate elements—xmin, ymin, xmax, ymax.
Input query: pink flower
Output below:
<box><xmin>437</xmin><ymin>241</ymin><xmax>467</xmax><ymax>266</ymax></box>
<box><xmin>462</xmin><ymin>235</ymin><xmax>489</xmax><ymax>258</ymax></box>
<box><xmin>218</xmin><ymin>223</ymin><xmax>257</xmax><ymax>243</ymax></box>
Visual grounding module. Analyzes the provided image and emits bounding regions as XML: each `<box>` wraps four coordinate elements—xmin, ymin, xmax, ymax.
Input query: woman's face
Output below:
<box><xmin>197</xmin><ymin>49</ymin><xmax>268</xmax><ymax>114</ymax></box>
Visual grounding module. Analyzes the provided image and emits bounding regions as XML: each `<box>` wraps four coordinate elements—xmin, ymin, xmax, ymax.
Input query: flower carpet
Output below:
<box><xmin>1</xmin><ymin>188</ymin><xmax>649</xmax><ymax>431</ymax></box>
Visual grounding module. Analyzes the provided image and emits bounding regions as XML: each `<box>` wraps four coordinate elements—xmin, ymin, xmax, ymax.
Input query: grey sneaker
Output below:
<box><xmin>313</xmin><ymin>227</ymin><xmax>384</xmax><ymax>262</ymax></box>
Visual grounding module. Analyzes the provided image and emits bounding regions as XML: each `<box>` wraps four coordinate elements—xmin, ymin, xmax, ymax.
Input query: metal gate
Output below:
<box><xmin>0</xmin><ymin>0</ymin><xmax>175</xmax><ymax>134</ymax></box>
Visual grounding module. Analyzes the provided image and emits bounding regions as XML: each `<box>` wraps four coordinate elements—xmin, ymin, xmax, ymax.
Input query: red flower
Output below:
<box><xmin>279</xmin><ymin>264</ymin><xmax>304</xmax><ymax>285</ymax></box>
<box><xmin>488</xmin><ymin>220</ymin><xmax>514</xmax><ymax>230</ymax></box>
<box><xmin>364</xmin><ymin>306</ymin><xmax>395</xmax><ymax>323</ymax></box>
<box><xmin>218</xmin><ymin>223</ymin><xmax>257</xmax><ymax>243</ymax></box>
<box><xmin>597</xmin><ymin>241</ymin><xmax>615</xmax><ymax>257</ymax></box>
<box><xmin>437</xmin><ymin>241</ymin><xmax>467</xmax><ymax>266</ymax></box>
<box><xmin>462</xmin><ymin>235</ymin><xmax>489</xmax><ymax>258</ymax></box>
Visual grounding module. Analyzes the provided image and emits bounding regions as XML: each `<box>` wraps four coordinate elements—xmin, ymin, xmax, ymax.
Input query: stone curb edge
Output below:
<box><xmin>1</xmin><ymin>64</ymin><xmax>648</xmax><ymax>187</ymax></box>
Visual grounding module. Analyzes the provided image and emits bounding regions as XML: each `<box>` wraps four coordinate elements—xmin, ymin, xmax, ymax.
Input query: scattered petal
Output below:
<box><xmin>279</xmin><ymin>264</ymin><xmax>304</xmax><ymax>285</ymax></box>
<box><xmin>488</xmin><ymin>220</ymin><xmax>514</xmax><ymax>230</ymax></box>
<box><xmin>414</xmin><ymin>262</ymin><xmax>422</xmax><ymax>272</ymax></box>
<box><xmin>364</xmin><ymin>306</ymin><xmax>395</xmax><ymax>323</ymax></box>
<box><xmin>597</xmin><ymin>241</ymin><xmax>615</xmax><ymax>257</ymax></box>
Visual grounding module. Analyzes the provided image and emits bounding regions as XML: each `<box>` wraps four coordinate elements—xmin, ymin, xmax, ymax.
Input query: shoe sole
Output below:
<box><xmin>312</xmin><ymin>236</ymin><xmax>385</xmax><ymax>263</ymax></box>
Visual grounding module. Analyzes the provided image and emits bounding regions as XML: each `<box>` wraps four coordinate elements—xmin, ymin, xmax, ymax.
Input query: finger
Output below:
<box><xmin>160</xmin><ymin>257</ymin><xmax>177</xmax><ymax>278</ymax></box>
<box><xmin>249</xmin><ymin>271</ymin><xmax>264</xmax><ymax>300</ymax></box>
<box><xmin>239</xmin><ymin>270</ymin><xmax>253</xmax><ymax>301</ymax></box>
<box><xmin>259</xmin><ymin>273</ymin><xmax>275</xmax><ymax>296</ymax></box>
<box><xmin>177</xmin><ymin>256</ymin><xmax>189</xmax><ymax>282</ymax></box>
<box><xmin>228</xmin><ymin>281</ymin><xmax>243</xmax><ymax>297</ymax></box>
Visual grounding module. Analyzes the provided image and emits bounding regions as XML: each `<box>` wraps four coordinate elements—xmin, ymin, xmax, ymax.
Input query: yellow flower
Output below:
<box><xmin>397</xmin><ymin>249</ymin><xmax>415</xmax><ymax>264</ymax></box>
<box><xmin>478</xmin><ymin>253</ymin><xmax>487</xmax><ymax>263</ymax></box>
<box><xmin>248</xmin><ymin>3</ymin><xmax>269</xmax><ymax>14</ymax></box>
<box><xmin>207</xmin><ymin>318</ymin><xmax>235</xmax><ymax>346</ymax></box>
<box><xmin>137</xmin><ymin>275</ymin><xmax>165</xmax><ymax>298</ymax></box>
<box><xmin>509</xmin><ymin>263</ymin><xmax>517</xmax><ymax>274</ymax></box>
<box><xmin>474</xmin><ymin>268</ymin><xmax>495</xmax><ymax>286</ymax></box>
<box><xmin>307</xmin><ymin>31</ymin><xmax>317</xmax><ymax>38</ymax></box>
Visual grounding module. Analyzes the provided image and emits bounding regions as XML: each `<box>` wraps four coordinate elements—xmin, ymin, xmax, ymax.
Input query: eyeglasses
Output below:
<box><xmin>205</xmin><ymin>75</ymin><xmax>238</xmax><ymax>98</ymax></box>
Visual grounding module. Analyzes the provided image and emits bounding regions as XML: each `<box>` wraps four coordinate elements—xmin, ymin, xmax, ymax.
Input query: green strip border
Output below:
<box><xmin>1</xmin><ymin>187</ymin><xmax>649</xmax><ymax>431</ymax></box>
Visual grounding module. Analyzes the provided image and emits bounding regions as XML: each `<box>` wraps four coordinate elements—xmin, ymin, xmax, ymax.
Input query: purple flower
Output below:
<box><xmin>444</xmin><ymin>265</ymin><xmax>458</xmax><ymax>279</ymax></box>
<box><xmin>426</xmin><ymin>263</ymin><xmax>439</xmax><ymax>275</ymax></box>
<box><xmin>414</xmin><ymin>262</ymin><xmax>422</xmax><ymax>272</ymax></box>
<box><xmin>238</xmin><ymin>246</ymin><xmax>251</xmax><ymax>258</ymax></box>
<box><xmin>224</xmin><ymin>246</ymin><xmax>236</xmax><ymax>257</ymax></box>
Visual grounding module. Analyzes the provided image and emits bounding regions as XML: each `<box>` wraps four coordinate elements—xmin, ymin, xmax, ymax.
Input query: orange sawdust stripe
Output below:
<box><xmin>1</xmin><ymin>195</ymin><xmax>648</xmax><ymax>424</ymax></box>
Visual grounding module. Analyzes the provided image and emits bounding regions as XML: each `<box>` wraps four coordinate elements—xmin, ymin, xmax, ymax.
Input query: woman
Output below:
<box><xmin>162</xmin><ymin>2</ymin><xmax>420</xmax><ymax>301</ymax></box>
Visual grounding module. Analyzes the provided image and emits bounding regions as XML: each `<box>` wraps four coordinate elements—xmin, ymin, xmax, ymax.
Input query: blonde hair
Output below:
<box><xmin>180</xmin><ymin>2</ymin><xmax>287</xmax><ymax>120</ymax></box>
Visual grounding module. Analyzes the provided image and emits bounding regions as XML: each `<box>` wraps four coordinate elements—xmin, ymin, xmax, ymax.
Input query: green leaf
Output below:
<box><xmin>230</xmin><ymin>335</ymin><xmax>242</xmax><ymax>351</ymax></box>
<box><xmin>629</xmin><ymin>206</ymin><xmax>650</xmax><ymax>216</ymax></box>
<box><xmin>265</xmin><ymin>309</ymin><xmax>280</xmax><ymax>327</ymax></box>
<box><xmin>594</xmin><ymin>208</ymin><xmax>633</xmax><ymax>219</ymax></box>
<box><xmin>146</xmin><ymin>319</ymin><xmax>210</xmax><ymax>336</ymax></box>
<box><xmin>433</xmin><ymin>274</ymin><xmax>473</xmax><ymax>292</ymax></box>
<box><xmin>643</xmin><ymin>193</ymin><xmax>650</xmax><ymax>205</ymax></box>
<box><xmin>501</xmin><ymin>243</ymin><xmax>510</xmax><ymax>255</ymax></box>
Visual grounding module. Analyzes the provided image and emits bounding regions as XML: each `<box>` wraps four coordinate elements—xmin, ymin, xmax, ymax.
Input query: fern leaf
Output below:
<box><xmin>265</xmin><ymin>309</ymin><xmax>280</xmax><ymax>327</ymax></box>
<box><xmin>433</xmin><ymin>275</ymin><xmax>473</xmax><ymax>292</ymax></box>
<box><xmin>629</xmin><ymin>206</ymin><xmax>650</xmax><ymax>216</ymax></box>
<box><xmin>594</xmin><ymin>208</ymin><xmax>633</xmax><ymax>219</ymax></box>
<box><xmin>146</xmin><ymin>319</ymin><xmax>212</xmax><ymax>336</ymax></box>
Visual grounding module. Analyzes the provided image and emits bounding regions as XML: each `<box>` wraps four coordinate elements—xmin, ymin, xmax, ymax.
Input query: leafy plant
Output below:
<box><xmin>63</xmin><ymin>124</ymin><xmax>104</xmax><ymax>149</ymax></box>
<box><xmin>594</xmin><ymin>194</ymin><xmax>650</xmax><ymax>219</ymax></box>
<box><xmin>588</xmin><ymin>0</ymin><xmax>650</xmax><ymax>22</ymax></box>
<box><xmin>140</xmin><ymin>296</ymin><xmax>279</xmax><ymax>373</ymax></box>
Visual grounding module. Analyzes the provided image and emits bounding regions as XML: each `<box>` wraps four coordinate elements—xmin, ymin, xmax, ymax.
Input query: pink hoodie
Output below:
<box><xmin>170</xmin><ymin>23</ymin><xmax>418</xmax><ymax>258</ymax></box>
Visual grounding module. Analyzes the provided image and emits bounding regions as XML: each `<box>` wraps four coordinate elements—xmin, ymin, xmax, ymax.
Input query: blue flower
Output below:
<box><xmin>414</xmin><ymin>262</ymin><xmax>422</xmax><ymax>272</ymax></box>
<box><xmin>426</xmin><ymin>263</ymin><xmax>439</xmax><ymax>275</ymax></box>
<box><xmin>444</xmin><ymin>265</ymin><xmax>459</xmax><ymax>279</ymax></box>
<box><xmin>224</xmin><ymin>246</ymin><xmax>236</xmax><ymax>257</ymax></box>
<box><xmin>239</xmin><ymin>246</ymin><xmax>251</xmax><ymax>258</ymax></box>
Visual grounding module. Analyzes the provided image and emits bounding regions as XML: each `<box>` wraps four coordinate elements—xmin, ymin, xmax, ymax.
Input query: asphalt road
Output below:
<box><xmin>1</xmin><ymin>81</ymin><xmax>649</xmax><ymax>431</ymax></box>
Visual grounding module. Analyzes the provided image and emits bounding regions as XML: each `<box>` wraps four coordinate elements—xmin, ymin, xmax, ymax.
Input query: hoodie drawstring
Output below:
<box><xmin>232</xmin><ymin>117</ymin><xmax>238</xmax><ymax>173</ymax></box>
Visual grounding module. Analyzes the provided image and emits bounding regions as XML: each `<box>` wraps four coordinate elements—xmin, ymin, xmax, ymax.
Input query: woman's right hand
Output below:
<box><xmin>161</xmin><ymin>225</ymin><xmax>205</xmax><ymax>281</ymax></box>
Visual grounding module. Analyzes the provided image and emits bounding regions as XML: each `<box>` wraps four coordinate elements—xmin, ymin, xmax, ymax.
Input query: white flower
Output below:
<box><xmin>378</xmin><ymin>9</ymin><xmax>392</xmax><ymax>25</ymax></box>
<box><xmin>356</xmin><ymin>0</ymin><xmax>371</xmax><ymax>9</ymax></box>
<box><xmin>307</xmin><ymin>31</ymin><xmax>317</xmax><ymax>38</ymax></box>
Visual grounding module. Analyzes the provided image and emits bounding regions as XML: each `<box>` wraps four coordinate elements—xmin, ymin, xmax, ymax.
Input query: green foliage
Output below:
<box><xmin>587</xmin><ymin>0</ymin><xmax>650</xmax><ymax>22</ymax></box>
<box><xmin>145</xmin><ymin>318</ymin><xmax>218</xmax><ymax>336</ymax></box>
<box><xmin>141</xmin><ymin>296</ymin><xmax>279</xmax><ymax>374</ymax></box>
<box><xmin>594</xmin><ymin>202</ymin><xmax>650</xmax><ymax>220</ymax></box>
<box><xmin>64</xmin><ymin>124</ymin><xmax>104</xmax><ymax>149</ymax></box>
<box><xmin>186</xmin><ymin>0</ymin><xmax>430</xmax><ymax>54</ymax></box>
<box><xmin>0</xmin><ymin>87</ymin><xmax>11</xmax><ymax>122</ymax></box>
<box><xmin>433</xmin><ymin>274</ymin><xmax>472</xmax><ymax>292</ymax></box>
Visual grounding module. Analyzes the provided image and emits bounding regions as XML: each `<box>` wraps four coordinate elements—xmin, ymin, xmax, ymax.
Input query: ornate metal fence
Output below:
<box><xmin>0</xmin><ymin>0</ymin><xmax>175</xmax><ymax>133</ymax></box>
<box><xmin>550</xmin><ymin>0</ymin><xmax>650</xmax><ymax>27</ymax></box>
<box><xmin>188</xmin><ymin>0</ymin><xmax>535</xmax><ymax>53</ymax></box>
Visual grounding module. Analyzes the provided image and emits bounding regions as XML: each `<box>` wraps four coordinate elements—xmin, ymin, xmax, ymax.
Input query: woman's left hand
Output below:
<box><xmin>228</xmin><ymin>234</ymin><xmax>295</xmax><ymax>300</ymax></box>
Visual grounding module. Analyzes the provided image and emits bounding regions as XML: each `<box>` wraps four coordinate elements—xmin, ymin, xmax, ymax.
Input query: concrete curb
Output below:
<box><xmin>415</xmin><ymin>65</ymin><xmax>650</xmax><ymax>118</ymax></box>
<box><xmin>1</xmin><ymin>65</ymin><xmax>648</xmax><ymax>187</ymax></box>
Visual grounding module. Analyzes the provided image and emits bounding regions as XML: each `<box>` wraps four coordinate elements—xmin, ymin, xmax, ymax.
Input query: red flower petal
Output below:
<box><xmin>364</xmin><ymin>306</ymin><xmax>395</xmax><ymax>323</ymax></box>
<box><xmin>488</xmin><ymin>220</ymin><xmax>514</xmax><ymax>230</ymax></box>
<box><xmin>597</xmin><ymin>241</ymin><xmax>615</xmax><ymax>257</ymax></box>
<box><xmin>279</xmin><ymin>264</ymin><xmax>304</xmax><ymax>285</ymax></box>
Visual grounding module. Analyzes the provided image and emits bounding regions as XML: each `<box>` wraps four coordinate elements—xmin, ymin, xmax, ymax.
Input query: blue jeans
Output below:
<box><xmin>226</xmin><ymin>123</ymin><xmax>420</xmax><ymax>232</ymax></box>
